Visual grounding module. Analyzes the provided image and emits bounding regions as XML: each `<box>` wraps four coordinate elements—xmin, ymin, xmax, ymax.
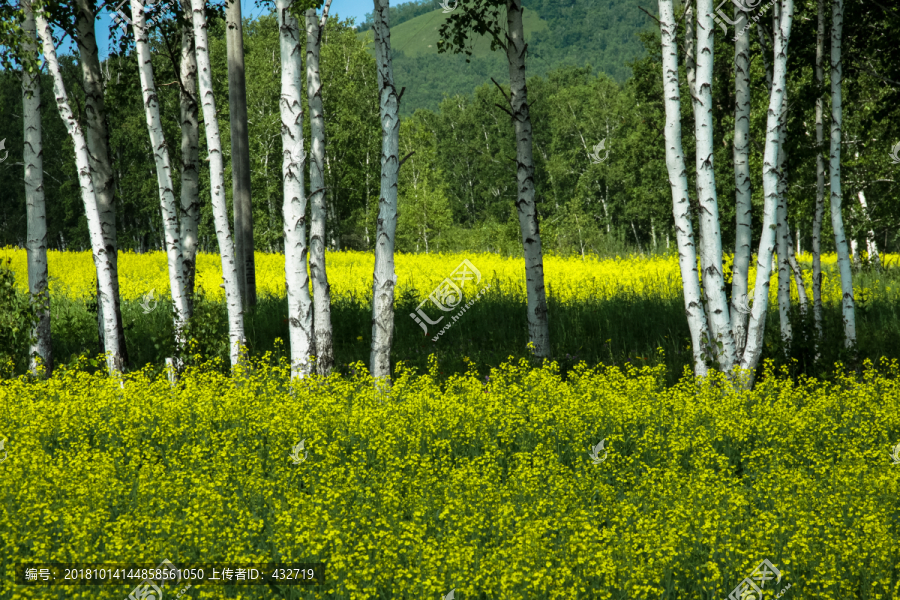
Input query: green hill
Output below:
<box><xmin>355</xmin><ymin>0</ymin><xmax>656</xmax><ymax>115</ymax></box>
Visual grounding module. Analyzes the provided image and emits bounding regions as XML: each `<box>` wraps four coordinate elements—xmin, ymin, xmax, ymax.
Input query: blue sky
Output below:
<box><xmin>56</xmin><ymin>0</ymin><xmax>374</xmax><ymax>60</ymax></box>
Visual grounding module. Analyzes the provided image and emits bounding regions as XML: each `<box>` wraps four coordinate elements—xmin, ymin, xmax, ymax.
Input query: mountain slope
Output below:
<box><xmin>356</xmin><ymin>0</ymin><xmax>655</xmax><ymax>115</ymax></box>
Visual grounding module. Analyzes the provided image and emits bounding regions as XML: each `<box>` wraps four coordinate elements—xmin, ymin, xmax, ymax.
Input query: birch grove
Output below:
<box><xmin>306</xmin><ymin>3</ymin><xmax>335</xmax><ymax>376</ymax></box>
<box><xmin>828</xmin><ymin>0</ymin><xmax>856</xmax><ymax>348</ymax></box>
<box><xmin>35</xmin><ymin>9</ymin><xmax>123</xmax><ymax>375</ymax></box>
<box><xmin>659</xmin><ymin>0</ymin><xmax>796</xmax><ymax>383</ymax></box>
<box><xmin>277</xmin><ymin>0</ymin><xmax>315</xmax><ymax>378</ymax></box>
<box><xmin>370</xmin><ymin>0</ymin><xmax>401</xmax><ymax>380</ymax></box>
<box><xmin>190</xmin><ymin>0</ymin><xmax>246</xmax><ymax>369</ymax></box>
<box><xmin>22</xmin><ymin>0</ymin><xmax>52</xmax><ymax>377</ymax></box>
<box><xmin>131</xmin><ymin>0</ymin><xmax>190</xmax><ymax>343</ymax></box>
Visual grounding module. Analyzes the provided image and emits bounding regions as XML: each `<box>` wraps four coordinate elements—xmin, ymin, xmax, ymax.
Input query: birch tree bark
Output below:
<box><xmin>74</xmin><ymin>0</ymin><xmax>128</xmax><ymax>366</ymax></box>
<box><xmin>36</xmin><ymin>10</ymin><xmax>122</xmax><ymax>375</ymax></box>
<box><xmin>658</xmin><ymin>0</ymin><xmax>709</xmax><ymax>377</ymax></box>
<box><xmin>693</xmin><ymin>0</ymin><xmax>736</xmax><ymax>369</ymax></box>
<box><xmin>740</xmin><ymin>0</ymin><xmax>795</xmax><ymax>378</ymax></box>
<box><xmin>811</xmin><ymin>0</ymin><xmax>825</xmax><ymax>337</ymax></box>
<box><xmin>731</xmin><ymin>1</ymin><xmax>752</xmax><ymax>356</ymax></box>
<box><xmin>506</xmin><ymin>0</ymin><xmax>550</xmax><ymax>359</ymax></box>
<box><xmin>306</xmin><ymin>6</ymin><xmax>334</xmax><ymax>376</ymax></box>
<box><xmin>131</xmin><ymin>0</ymin><xmax>190</xmax><ymax>340</ymax></box>
<box><xmin>179</xmin><ymin>0</ymin><xmax>200</xmax><ymax>318</ymax></box>
<box><xmin>23</xmin><ymin>0</ymin><xmax>52</xmax><ymax>377</ymax></box>
<box><xmin>370</xmin><ymin>0</ymin><xmax>400</xmax><ymax>379</ymax></box>
<box><xmin>829</xmin><ymin>0</ymin><xmax>856</xmax><ymax>348</ymax></box>
<box><xmin>277</xmin><ymin>0</ymin><xmax>315</xmax><ymax>378</ymax></box>
<box><xmin>191</xmin><ymin>0</ymin><xmax>246</xmax><ymax>369</ymax></box>
<box><xmin>856</xmin><ymin>188</ymin><xmax>880</xmax><ymax>266</ymax></box>
<box><xmin>226</xmin><ymin>0</ymin><xmax>256</xmax><ymax>308</ymax></box>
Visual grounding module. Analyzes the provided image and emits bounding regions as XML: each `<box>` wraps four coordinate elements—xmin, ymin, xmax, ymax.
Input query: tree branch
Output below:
<box><xmin>399</xmin><ymin>151</ymin><xmax>415</xmax><ymax>168</ymax></box>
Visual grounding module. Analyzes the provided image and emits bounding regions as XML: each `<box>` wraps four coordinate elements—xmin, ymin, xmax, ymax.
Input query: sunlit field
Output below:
<box><xmin>1</xmin><ymin>248</ymin><xmax>899</xmax><ymax>383</ymax></box>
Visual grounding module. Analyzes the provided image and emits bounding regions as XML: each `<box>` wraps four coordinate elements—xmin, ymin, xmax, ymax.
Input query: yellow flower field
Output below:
<box><xmin>1</xmin><ymin>247</ymin><xmax>894</xmax><ymax>305</ymax></box>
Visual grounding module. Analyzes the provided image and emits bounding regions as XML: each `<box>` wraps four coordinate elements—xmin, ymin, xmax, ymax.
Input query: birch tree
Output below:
<box><xmin>811</xmin><ymin>0</ymin><xmax>826</xmax><ymax>337</ymax></box>
<box><xmin>35</xmin><ymin>7</ymin><xmax>123</xmax><ymax>375</ymax></box>
<box><xmin>190</xmin><ymin>0</ymin><xmax>246</xmax><ymax>368</ymax></box>
<box><xmin>693</xmin><ymin>0</ymin><xmax>736</xmax><ymax>368</ymax></box>
<box><xmin>131</xmin><ymin>0</ymin><xmax>190</xmax><ymax>340</ymax></box>
<box><xmin>179</xmin><ymin>0</ymin><xmax>201</xmax><ymax>317</ymax></box>
<box><xmin>438</xmin><ymin>0</ymin><xmax>551</xmax><ymax>359</ymax></box>
<box><xmin>276</xmin><ymin>0</ymin><xmax>315</xmax><ymax>378</ymax></box>
<box><xmin>370</xmin><ymin>0</ymin><xmax>401</xmax><ymax>380</ymax></box>
<box><xmin>731</xmin><ymin>0</ymin><xmax>752</xmax><ymax>356</ymax></box>
<box><xmin>739</xmin><ymin>0</ymin><xmax>795</xmax><ymax>374</ymax></box>
<box><xmin>829</xmin><ymin>0</ymin><xmax>856</xmax><ymax>348</ymax></box>
<box><xmin>22</xmin><ymin>0</ymin><xmax>51</xmax><ymax>376</ymax></box>
<box><xmin>306</xmin><ymin>1</ymin><xmax>334</xmax><ymax>376</ymax></box>
<box><xmin>226</xmin><ymin>0</ymin><xmax>256</xmax><ymax>308</ymax></box>
<box><xmin>74</xmin><ymin>0</ymin><xmax>128</xmax><ymax>365</ymax></box>
<box><xmin>657</xmin><ymin>0</ymin><xmax>710</xmax><ymax>376</ymax></box>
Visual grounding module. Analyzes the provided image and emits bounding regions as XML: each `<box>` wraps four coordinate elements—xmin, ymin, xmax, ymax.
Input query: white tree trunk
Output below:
<box><xmin>23</xmin><ymin>0</ymin><xmax>52</xmax><ymax>377</ymax></box>
<box><xmin>370</xmin><ymin>0</ymin><xmax>400</xmax><ymax>379</ymax></box>
<box><xmin>190</xmin><ymin>0</ymin><xmax>246</xmax><ymax>369</ymax></box>
<box><xmin>731</xmin><ymin>2</ymin><xmax>752</xmax><ymax>356</ymax></box>
<box><xmin>36</xmin><ymin>10</ymin><xmax>122</xmax><ymax>375</ymax></box>
<box><xmin>277</xmin><ymin>0</ymin><xmax>315</xmax><ymax>379</ymax></box>
<box><xmin>774</xmin><ymin>49</ymin><xmax>792</xmax><ymax>346</ymax></box>
<box><xmin>829</xmin><ymin>0</ymin><xmax>856</xmax><ymax>348</ymax></box>
<box><xmin>75</xmin><ymin>0</ymin><xmax>127</xmax><ymax>365</ymax></box>
<box><xmin>693</xmin><ymin>0</ymin><xmax>736</xmax><ymax>369</ymax></box>
<box><xmin>740</xmin><ymin>0</ymin><xmax>795</xmax><ymax>377</ymax></box>
<box><xmin>856</xmin><ymin>189</ymin><xmax>880</xmax><ymax>266</ymax></box>
<box><xmin>658</xmin><ymin>0</ymin><xmax>709</xmax><ymax>377</ymax></box>
<box><xmin>306</xmin><ymin>8</ymin><xmax>334</xmax><ymax>376</ymax></box>
<box><xmin>506</xmin><ymin>0</ymin><xmax>550</xmax><ymax>359</ymax></box>
<box><xmin>179</xmin><ymin>0</ymin><xmax>200</xmax><ymax>318</ymax></box>
<box><xmin>131</xmin><ymin>0</ymin><xmax>190</xmax><ymax>342</ymax></box>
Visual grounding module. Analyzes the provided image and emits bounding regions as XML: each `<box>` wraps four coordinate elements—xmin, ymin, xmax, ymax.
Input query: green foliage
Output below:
<box><xmin>1</xmin><ymin>357</ymin><xmax>899</xmax><ymax>598</ymax></box>
<box><xmin>0</xmin><ymin>259</ymin><xmax>38</xmax><ymax>376</ymax></box>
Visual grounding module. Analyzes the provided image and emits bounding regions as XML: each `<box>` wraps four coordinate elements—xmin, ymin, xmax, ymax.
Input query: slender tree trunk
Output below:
<box><xmin>36</xmin><ymin>10</ymin><xmax>122</xmax><ymax>375</ymax></box>
<box><xmin>75</xmin><ymin>0</ymin><xmax>128</xmax><ymax>366</ymax></box>
<box><xmin>131</xmin><ymin>0</ymin><xmax>190</xmax><ymax>342</ymax></box>
<box><xmin>180</xmin><ymin>0</ymin><xmax>200</xmax><ymax>318</ymax></box>
<box><xmin>226</xmin><ymin>0</ymin><xmax>256</xmax><ymax>308</ymax></box>
<box><xmin>774</xmin><ymin>45</ymin><xmax>792</xmax><ymax>345</ymax></box>
<box><xmin>506</xmin><ymin>0</ymin><xmax>550</xmax><ymax>359</ymax></box>
<box><xmin>191</xmin><ymin>0</ymin><xmax>246</xmax><ymax>369</ymax></box>
<box><xmin>23</xmin><ymin>0</ymin><xmax>52</xmax><ymax>377</ymax></box>
<box><xmin>658</xmin><ymin>0</ymin><xmax>709</xmax><ymax>377</ymax></box>
<box><xmin>785</xmin><ymin>226</ymin><xmax>808</xmax><ymax>311</ymax></box>
<box><xmin>694</xmin><ymin>0</ymin><xmax>736</xmax><ymax>369</ymax></box>
<box><xmin>740</xmin><ymin>0</ymin><xmax>795</xmax><ymax>380</ymax></box>
<box><xmin>731</xmin><ymin>1</ymin><xmax>752</xmax><ymax>356</ymax></box>
<box><xmin>811</xmin><ymin>0</ymin><xmax>826</xmax><ymax>339</ymax></box>
<box><xmin>306</xmin><ymin>8</ymin><xmax>334</xmax><ymax>376</ymax></box>
<box><xmin>856</xmin><ymin>189</ymin><xmax>880</xmax><ymax>266</ymax></box>
<box><xmin>829</xmin><ymin>0</ymin><xmax>856</xmax><ymax>348</ymax></box>
<box><xmin>277</xmin><ymin>0</ymin><xmax>315</xmax><ymax>378</ymax></box>
<box><xmin>370</xmin><ymin>0</ymin><xmax>400</xmax><ymax>379</ymax></box>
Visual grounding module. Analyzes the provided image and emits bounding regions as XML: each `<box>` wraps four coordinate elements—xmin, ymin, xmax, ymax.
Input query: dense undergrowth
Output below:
<box><xmin>1</xmin><ymin>356</ymin><xmax>899</xmax><ymax>599</ymax></box>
